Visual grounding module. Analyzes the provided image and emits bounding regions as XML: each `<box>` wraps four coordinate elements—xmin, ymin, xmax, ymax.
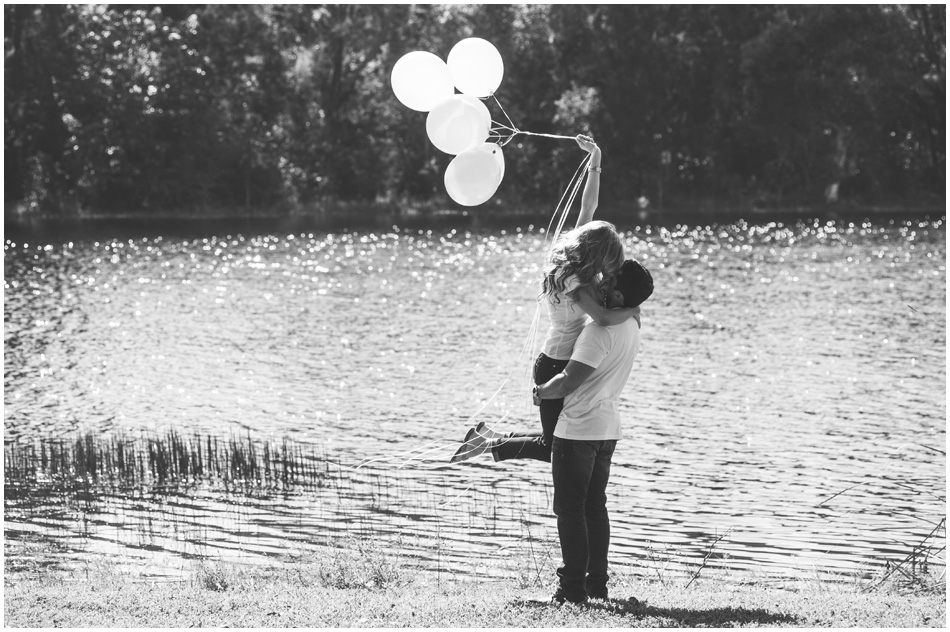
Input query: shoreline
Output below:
<box><xmin>3</xmin><ymin>561</ymin><xmax>944</xmax><ymax>628</ymax></box>
<box><xmin>5</xmin><ymin>203</ymin><xmax>945</xmax><ymax>241</ymax></box>
<box><xmin>6</xmin><ymin>199</ymin><xmax>945</xmax><ymax>223</ymax></box>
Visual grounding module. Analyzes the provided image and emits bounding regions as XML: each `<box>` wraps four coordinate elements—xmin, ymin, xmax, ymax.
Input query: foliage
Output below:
<box><xmin>4</xmin><ymin>4</ymin><xmax>944</xmax><ymax>217</ymax></box>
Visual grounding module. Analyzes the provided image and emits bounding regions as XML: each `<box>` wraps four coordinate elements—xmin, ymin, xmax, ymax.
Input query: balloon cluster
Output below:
<box><xmin>391</xmin><ymin>38</ymin><xmax>507</xmax><ymax>207</ymax></box>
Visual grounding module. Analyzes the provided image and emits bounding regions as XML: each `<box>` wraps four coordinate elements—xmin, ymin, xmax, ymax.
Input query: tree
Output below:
<box><xmin>4</xmin><ymin>4</ymin><xmax>944</xmax><ymax>217</ymax></box>
<box><xmin>5</xmin><ymin>5</ymin><xmax>83</xmax><ymax>213</ymax></box>
<box><xmin>739</xmin><ymin>5</ymin><xmax>944</xmax><ymax>205</ymax></box>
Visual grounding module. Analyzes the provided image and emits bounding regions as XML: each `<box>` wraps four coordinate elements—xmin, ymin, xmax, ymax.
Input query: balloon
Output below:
<box><xmin>426</xmin><ymin>96</ymin><xmax>490</xmax><ymax>155</ymax></box>
<box><xmin>476</xmin><ymin>142</ymin><xmax>504</xmax><ymax>181</ymax></box>
<box><xmin>457</xmin><ymin>94</ymin><xmax>492</xmax><ymax>131</ymax></box>
<box><xmin>390</xmin><ymin>51</ymin><xmax>454</xmax><ymax>112</ymax></box>
<box><xmin>447</xmin><ymin>38</ymin><xmax>504</xmax><ymax>98</ymax></box>
<box><xmin>444</xmin><ymin>144</ymin><xmax>503</xmax><ymax>206</ymax></box>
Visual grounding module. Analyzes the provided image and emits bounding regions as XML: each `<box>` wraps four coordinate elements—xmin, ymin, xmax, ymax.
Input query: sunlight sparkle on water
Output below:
<box><xmin>3</xmin><ymin>217</ymin><xmax>946</xmax><ymax>580</ymax></box>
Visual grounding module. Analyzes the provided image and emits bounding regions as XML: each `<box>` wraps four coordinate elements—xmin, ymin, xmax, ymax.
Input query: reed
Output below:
<box><xmin>825</xmin><ymin>442</ymin><xmax>946</xmax><ymax>595</ymax></box>
<box><xmin>4</xmin><ymin>430</ymin><xmax>331</xmax><ymax>492</ymax></box>
<box><xmin>685</xmin><ymin>527</ymin><xmax>735</xmax><ymax>589</ymax></box>
<box><xmin>865</xmin><ymin>516</ymin><xmax>946</xmax><ymax>595</ymax></box>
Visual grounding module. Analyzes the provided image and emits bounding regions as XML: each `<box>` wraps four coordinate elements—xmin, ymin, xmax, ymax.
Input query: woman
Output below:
<box><xmin>453</xmin><ymin>135</ymin><xmax>640</xmax><ymax>463</ymax></box>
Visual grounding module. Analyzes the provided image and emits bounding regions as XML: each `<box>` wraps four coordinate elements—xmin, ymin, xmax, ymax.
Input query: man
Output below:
<box><xmin>531</xmin><ymin>259</ymin><xmax>653</xmax><ymax>604</ymax></box>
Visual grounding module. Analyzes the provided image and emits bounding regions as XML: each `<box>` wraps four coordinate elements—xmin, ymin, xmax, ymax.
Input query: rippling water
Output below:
<box><xmin>4</xmin><ymin>215</ymin><xmax>946</xmax><ymax>582</ymax></box>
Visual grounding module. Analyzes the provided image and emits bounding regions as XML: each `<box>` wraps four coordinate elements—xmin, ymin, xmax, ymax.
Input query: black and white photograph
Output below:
<box><xmin>3</xmin><ymin>3</ymin><xmax>945</xmax><ymax>627</ymax></box>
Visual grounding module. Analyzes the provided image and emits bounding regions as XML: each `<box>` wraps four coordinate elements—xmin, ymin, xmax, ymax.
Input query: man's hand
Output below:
<box><xmin>534</xmin><ymin>361</ymin><xmax>597</xmax><ymax>402</ymax></box>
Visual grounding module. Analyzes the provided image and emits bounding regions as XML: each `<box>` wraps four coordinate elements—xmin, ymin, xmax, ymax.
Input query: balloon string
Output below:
<box><xmin>545</xmin><ymin>155</ymin><xmax>591</xmax><ymax>248</ymax></box>
<box><xmin>489</xmin><ymin>93</ymin><xmax>575</xmax><ymax>146</ymax></box>
<box><xmin>360</xmin><ymin>153</ymin><xmax>590</xmax><ymax>472</ymax></box>
<box><xmin>519</xmin><ymin>130</ymin><xmax>577</xmax><ymax>141</ymax></box>
<box><xmin>490</xmin><ymin>93</ymin><xmax>518</xmax><ymax>130</ymax></box>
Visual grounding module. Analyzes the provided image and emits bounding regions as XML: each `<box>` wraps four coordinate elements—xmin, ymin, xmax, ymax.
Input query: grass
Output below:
<box><xmin>4</xmin><ymin>532</ymin><xmax>946</xmax><ymax>628</ymax></box>
<box><xmin>3</xmin><ymin>561</ymin><xmax>945</xmax><ymax>628</ymax></box>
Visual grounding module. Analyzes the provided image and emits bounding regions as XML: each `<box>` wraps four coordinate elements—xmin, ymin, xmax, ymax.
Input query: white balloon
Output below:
<box><xmin>444</xmin><ymin>146</ymin><xmax>503</xmax><ymax>206</ymax></box>
<box><xmin>475</xmin><ymin>142</ymin><xmax>505</xmax><ymax>181</ymax></box>
<box><xmin>426</xmin><ymin>96</ymin><xmax>490</xmax><ymax>155</ymax></box>
<box><xmin>457</xmin><ymin>94</ymin><xmax>492</xmax><ymax>131</ymax></box>
<box><xmin>391</xmin><ymin>51</ymin><xmax>454</xmax><ymax>112</ymax></box>
<box><xmin>447</xmin><ymin>38</ymin><xmax>504</xmax><ymax>98</ymax></box>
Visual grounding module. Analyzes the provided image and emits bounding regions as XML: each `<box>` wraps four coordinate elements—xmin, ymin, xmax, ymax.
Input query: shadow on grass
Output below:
<box><xmin>517</xmin><ymin>596</ymin><xmax>801</xmax><ymax>626</ymax></box>
<box><xmin>631</xmin><ymin>602</ymin><xmax>800</xmax><ymax>627</ymax></box>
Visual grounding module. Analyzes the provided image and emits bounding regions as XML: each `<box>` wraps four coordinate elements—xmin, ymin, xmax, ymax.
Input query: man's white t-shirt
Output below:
<box><xmin>554</xmin><ymin>318</ymin><xmax>640</xmax><ymax>441</ymax></box>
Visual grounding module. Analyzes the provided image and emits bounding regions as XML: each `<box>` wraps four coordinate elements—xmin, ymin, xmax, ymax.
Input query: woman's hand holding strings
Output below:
<box><xmin>575</xmin><ymin>134</ymin><xmax>599</xmax><ymax>155</ymax></box>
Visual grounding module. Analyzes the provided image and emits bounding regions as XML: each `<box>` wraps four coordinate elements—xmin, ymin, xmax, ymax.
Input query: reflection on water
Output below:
<box><xmin>4</xmin><ymin>216</ymin><xmax>946</xmax><ymax>582</ymax></box>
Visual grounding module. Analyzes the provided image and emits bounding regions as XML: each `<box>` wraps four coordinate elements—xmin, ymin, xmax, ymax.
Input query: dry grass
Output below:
<box><xmin>4</xmin><ymin>549</ymin><xmax>945</xmax><ymax>628</ymax></box>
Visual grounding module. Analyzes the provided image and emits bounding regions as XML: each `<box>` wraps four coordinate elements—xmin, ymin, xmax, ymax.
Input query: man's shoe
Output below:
<box><xmin>551</xmin><ymin>589</ymin><xmax>588</xmax><ymax>605</ymax></box>
<box><xmin>450</xmin><ymin>427</ymin><xmax>489</xmax><ymax>463</ymax></box>
<box><xmin>588</xmin><ymin>588</ymin><xmax>608</xmax><ymax>601</ymax></box>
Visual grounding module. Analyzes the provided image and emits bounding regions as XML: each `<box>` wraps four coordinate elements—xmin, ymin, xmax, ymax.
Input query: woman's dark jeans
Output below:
<box><xmin>551</xmin><ymin>437</ymin><xmax>616</xmax><ymax>601</ymax></box>
<box><xmin>492</xmin><ymin>353</ymin><xmax>568</xmax><ymax>463</ymax></box>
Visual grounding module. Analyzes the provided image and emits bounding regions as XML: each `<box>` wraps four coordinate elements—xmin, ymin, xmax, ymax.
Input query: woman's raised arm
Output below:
<box><xmin>572</xmin><ymin>284</ymin><xmax>640</xmax><ymax>327</ymax></box>
<box><xmin>575</xmin><ymin>135</ymin><xmax>602</xmax><ymax>227</ymax></box>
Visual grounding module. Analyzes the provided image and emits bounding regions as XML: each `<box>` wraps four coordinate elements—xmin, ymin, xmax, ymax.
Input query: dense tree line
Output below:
<box><xmin>4</xmin><ymin>4</ymin><xmax>945</xmax><ymax>218</ymax></box>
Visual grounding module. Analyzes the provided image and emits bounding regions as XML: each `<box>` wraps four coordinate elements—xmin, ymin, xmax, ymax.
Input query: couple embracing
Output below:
<box><xmin>453</xmin><ymin>135</ymin><xmax>654</xmax><ymax>605</ymax></box>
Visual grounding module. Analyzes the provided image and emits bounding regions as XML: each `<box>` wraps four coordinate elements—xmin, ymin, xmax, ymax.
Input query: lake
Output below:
<box><xmin>3</xmin><ymin>213</ymin><xmax>946</xmax><ymax>583</ymax></box>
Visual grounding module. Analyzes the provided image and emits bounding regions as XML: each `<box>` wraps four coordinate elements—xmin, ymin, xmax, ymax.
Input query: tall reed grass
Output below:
<box><xmin>4</xmin><ymin>430</ymin><xmax>330</xmax><ymax>492</ymax></box>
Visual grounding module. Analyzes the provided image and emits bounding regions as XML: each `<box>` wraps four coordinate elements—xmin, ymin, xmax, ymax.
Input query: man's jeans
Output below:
<box><xmin>551</xmin><ymin>437</ymin><xmax>616</xmax><ymax>600</ymax></box>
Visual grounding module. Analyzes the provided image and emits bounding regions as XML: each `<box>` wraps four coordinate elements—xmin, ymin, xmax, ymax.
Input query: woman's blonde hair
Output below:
<box><xmin>541</xmin><ymin>220</ymin><xmax>624</xmax><ymax>301</ymax></box>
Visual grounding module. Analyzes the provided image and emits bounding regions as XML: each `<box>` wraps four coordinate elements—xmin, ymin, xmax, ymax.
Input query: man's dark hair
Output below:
<box><xmin>615</xmin><ymin>259</ymin><xmax>653</xmax><ymax>308</ymax></box>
